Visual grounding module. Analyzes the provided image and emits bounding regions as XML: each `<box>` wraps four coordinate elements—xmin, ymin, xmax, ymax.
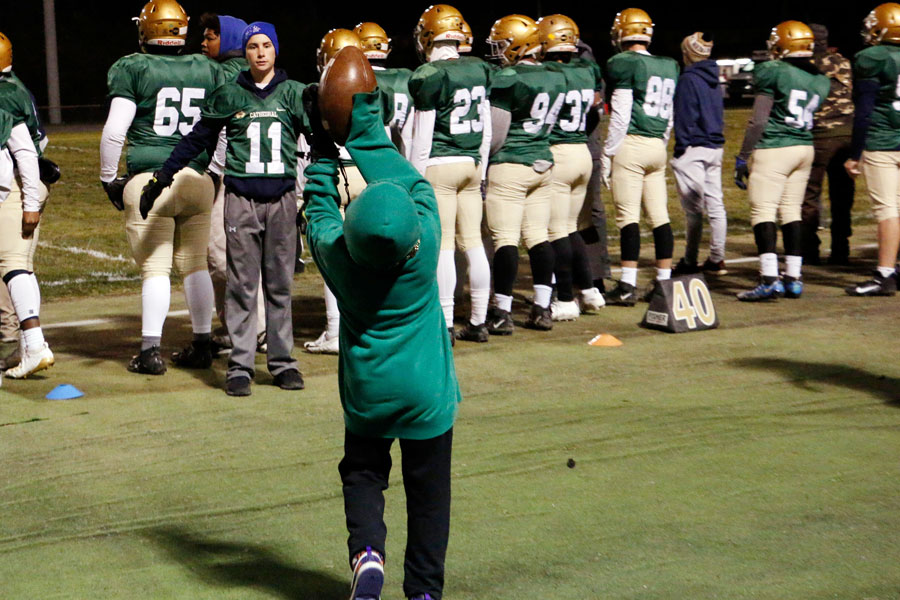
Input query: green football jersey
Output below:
<box><xmin>0</xmin><ymin>73</ymin><xmax>44</xmax><ymax>155</ymax></box>
<box><xmin>546</xmin><ymin>57</ymin><xmax>603</xmax><ymax>145</ymax></box>
<box><xmin>853</xmin><ymin>44</ymin><xmax>900</xmax><ymax>151</ymax></box>
<box><xmin>202</xmin><ymin>79</ymin><xmax>308</xmax><ymax>181</ymax></box>
<box><xmin>107</xmin><ymin>53</ymin><xmax>225</xmax><ymax>176</ymax></box>
<box><xmin>0</xmin><ymin>108</ymin><xmax>13</xmax><ymax>148</ymax></box>
<box><xmin>606</xmin><ymin>51</ymin><xmax>679</xmax><ymax>139</ymax></box>
<box><xmin>753</xmin><ymin>60</ymin><xmax>831</xmax><ymax>149</ymax></box>
<box><xmin>220</xmin><ymin>56</ymin><xmax>248</xmax><ymax>81</ymax></box>
<box><xmin>409</xmin><ymin>57</ymin><xmax>492</xmax><ymax>162</ymax></box>
<box><xmin>375</xmin><ymin>67</ymin><xmax>413</xmax><ymax>134</ymax></box>
<box><xmin>489</xmin><ymin>62</ymin><xmax>567</xmax><ymax>166</ymax></box>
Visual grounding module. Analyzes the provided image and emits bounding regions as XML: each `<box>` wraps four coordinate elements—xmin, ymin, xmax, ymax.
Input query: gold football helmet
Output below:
<box><xmin>414</xmin><ymin>4</ymin><xmax>467</xmax><ymax>61</ymax></box>
<box><xmin>317</xmin><ymin>29</ymin><xmax>362</xmax><ymax>73</ymax></box>
<box><xmin>134</xmin><ymin>0</ymin><xmax>189</xmax><ymax>48</ymax></box>
<box><xmin>355</xmin><ymin>22</ymin><xmax>392</xmax><ymax>60</ymax></box>
<box><xmin>537</xmin><ymin>14</ymin><xmax>580</xmax><ymax>58</ymax></box>
<box><xmin>767</xmin><ymin>21</ymin><xmax>814</xmax><ymax>59</ymax></box>
<box><xmin>610</xmin><ymin>8</ymin><xmax>653</xmax><ymax>50</ymax></box>
<box><xmin>863</xmin><ymin>3</ymin><xmax>900</xmax><ymax>45</ymax></box>
<box><xmin>0</xmin><ymin>33</ymin><xmax>11</xmax><ymax>73</ymax></box>
<box><xmin>487</xmin><ymin>14</ymin><xmax>541</xmax><ymax>65</ymax></box>
<box><xmin>459</xmin><ymin>20</ymin><xmax>474</xmax><ymax>53</ymax></box>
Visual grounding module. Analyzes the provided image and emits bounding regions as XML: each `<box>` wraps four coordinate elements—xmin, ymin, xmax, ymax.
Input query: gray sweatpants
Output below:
<box><xmin>670</xmin><ymin>146</ymin><xmax>727</xmax><ymax>264</ymax></box>
<box><xmin>224</xmin><ymin>189</ymin><xmax>298</xmax><ymax>380</ymax></box>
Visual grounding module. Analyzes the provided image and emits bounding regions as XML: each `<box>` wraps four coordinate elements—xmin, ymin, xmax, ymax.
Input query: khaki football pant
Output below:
<box><xmin>862</xmin><ymin>150</ymin><xmax>900</xmax><ymax>222</ymax></box>
<box><xmin>550</xmin><ymin>143</ymin><xmax>592</xmax><ymax>241</ymax></box>
<box><xmin>426</xmin><ymin>161</ymin><xmax>484</xmax><ymax>251</ymax></box>
<box><xmin>0</xmin><ymin>282</ymin><xmax>16</xmax><ymax>341</ymax></box>
<box><xmin>124</xmin><ymin>169</ymin><xmax>213</xmax><ymax>279</ymax></box>
<box><xmin>485</xmin><ymin>162</ymin><xmax>552</xmax><ymax>250</ymax></box>
<box><xmin>338</xmin><ymin>164</ymin><xmax>368</xmax><ymax>210</ymax></box>
<box><xmin>748</xmin><ymin>145</ymin><xmax>814</xmax><ymax>226</ymax></box>
<box><xmin>610</xmin><ymin>135</ymin><xmax>669</xmax><ymax>229</ymax></box>
<box><xmin>0</xmin><ymin>179</ymin><xmax>49</xmax><ymax>277</ymax></box>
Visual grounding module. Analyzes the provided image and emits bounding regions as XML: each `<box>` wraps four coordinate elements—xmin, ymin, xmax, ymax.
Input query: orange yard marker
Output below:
<box><xmin>588</xmin><ymin>334</ymin><xmax>623</xmax><ymax>347</ymax></box>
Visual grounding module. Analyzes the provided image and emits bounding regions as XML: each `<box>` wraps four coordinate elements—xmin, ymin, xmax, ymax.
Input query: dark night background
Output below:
<box><xmin>3</xmin><ymin>1</ymin><xmax>873</xmax><ymax>122</ymax></box>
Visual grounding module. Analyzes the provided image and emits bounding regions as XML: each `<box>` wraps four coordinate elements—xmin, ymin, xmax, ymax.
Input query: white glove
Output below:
<box><xmin>599</xmin><ymin>154</ymin><xmax>612</xmax><ymax>189</ymax></box>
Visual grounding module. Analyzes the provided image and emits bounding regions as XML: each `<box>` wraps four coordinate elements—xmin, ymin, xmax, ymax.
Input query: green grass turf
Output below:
<box><xmin>1</xmin><ymin>113</ymin><xmax>898</xmax><ymax>598</ymax></box>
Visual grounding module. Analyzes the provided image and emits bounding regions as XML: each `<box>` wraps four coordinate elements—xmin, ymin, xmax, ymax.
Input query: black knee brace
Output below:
<box><xmin>620</xmin><ymin>223</ymin><xmax>640</xmax><ymax>262</ymax></box>
<box><xmin>781</xmin><ymin>221</ymin><xmax>801</xmax><ymax>256</ymax></box>
<box><xmin>652</xmin><ymin>223</ymin><xmax>674</xmax><ymax>260</ymax></box>
<box><xmin>527</xmin><ymin>241</ymin><xmax>555</xmax><ymax>287</ymax></box>
<box><xmin>492</xmin><ymin>245</ymin><xmax>519</xmax><ymax>296</ymax></box>
<box><xmin>551</xmin><ymin>238</ymin><xmax>574</xmax><ymax>301</ymax></box>
<box><xmin>753</xmin><ymin>222</ymin><xmax>778</xmax><ymax>255</ymax></box>
<box><xmin>2</xmin><ymin>269</ymin><xmax>31</xmax><ymax>285</ymax></box>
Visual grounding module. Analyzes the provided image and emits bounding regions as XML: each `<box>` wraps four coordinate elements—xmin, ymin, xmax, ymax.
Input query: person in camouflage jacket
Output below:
<box><xmin>801</xmin><ymin>24</ymin><xmax>855</xmax><ymax>265</ymax></box>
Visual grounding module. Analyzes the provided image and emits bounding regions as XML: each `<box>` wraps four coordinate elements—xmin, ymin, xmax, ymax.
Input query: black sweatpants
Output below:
<box><xmin>339</xmin><ymin>427</ymin><xmax>453</xmax><ymax>600</ymax></box>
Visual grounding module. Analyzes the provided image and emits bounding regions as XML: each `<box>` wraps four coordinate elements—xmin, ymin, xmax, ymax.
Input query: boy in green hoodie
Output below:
<box><xmin>304</xmin><ymin>89</ymin><xmax>461</xmax><ymax>600</ymax></box>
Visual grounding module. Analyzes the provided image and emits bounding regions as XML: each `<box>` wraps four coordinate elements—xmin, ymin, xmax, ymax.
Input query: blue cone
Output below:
<box><xmin>46</xmin><ymin>384</ymin><xmax>84</xmax><ymax>400</ymax></box>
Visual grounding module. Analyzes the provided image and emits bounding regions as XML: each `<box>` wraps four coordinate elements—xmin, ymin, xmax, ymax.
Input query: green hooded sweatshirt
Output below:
<box><xmin>304</xmin><ymin>91</ymin><xmax>461</xmax><ymax>440</ymax></box>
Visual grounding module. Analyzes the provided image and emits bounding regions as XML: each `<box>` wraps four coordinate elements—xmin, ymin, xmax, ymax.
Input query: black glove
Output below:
<box><xmin>734</xmin><ymin>156</ymin><xmax>749</xmax><ymax>190</ymax></box>
<box><xmin>206</xmin><ymin>169</ymin><xmax>222</xmax><ymax>197</ymax></box>
<box><xmin>102</xmin><ymin>176</ymin><xmax>129</xmax><ymax>211</ymax></box>
<box><xmin>139</xmin><ymin>170</ymin><xmax>173</xmax><ymax>219</ymax></box>
<box><xmin>38</xmin><ymin>157</ymin><xmax>61</xmax><ymax>184</ymax></box>
<box><xmin>302</xmin><ymin>84</ymin><xmax>339</xmax><ymax>160</ymax></box>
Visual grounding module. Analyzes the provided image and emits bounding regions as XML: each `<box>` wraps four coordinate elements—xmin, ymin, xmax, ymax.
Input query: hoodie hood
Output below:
<box><xmin>343</xmin><ymin>181</ymin><xmax>421</xmax><ymax>271</ymax></box>
<box><xmin>684</xmin><ymin>59</ymin><xmax>719</xmax><ymax>87</ymax></box>
<box><xmin>218</xmin><ymin>15</ymin><xmax>249</xmax><ymax>59</ymax></box>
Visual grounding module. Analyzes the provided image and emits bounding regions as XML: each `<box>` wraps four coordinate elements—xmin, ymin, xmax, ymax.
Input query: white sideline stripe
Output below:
<box><xmin>38</xmin><ymin>243</ymin><xmax>131</xmax><ymax>263</ymax></box>
<box><xmin>43</xmin><ymin>272</ymin><xmax>140</xmax><ymax>287</ymax></box>
<box><xmin>40</xmin><ymin>245</ymin><xmax>882</xmax><ymax>330</ymax></box>
<box><xmin>44</xmin><ymin>309</ymin><xmax>189</xmax><ymax>330</ymax></box>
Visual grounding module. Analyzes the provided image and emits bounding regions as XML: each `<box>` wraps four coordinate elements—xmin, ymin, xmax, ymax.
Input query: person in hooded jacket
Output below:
<box><xmin>670</xmin><ymin>32</ymin><xmax>728</xmax><ymax>277</ymax></box>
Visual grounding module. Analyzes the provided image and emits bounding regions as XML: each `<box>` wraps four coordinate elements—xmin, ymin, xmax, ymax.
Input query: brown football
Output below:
<box><xmin>318</xmin><ymin>46</ymin><xmax>377</xmax><ymax>145</ymax></box>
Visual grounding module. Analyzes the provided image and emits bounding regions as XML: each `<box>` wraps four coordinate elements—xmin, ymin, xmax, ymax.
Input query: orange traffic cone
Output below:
<box><xmin>588</xmin><ymin>333</ymin><xmax>623</xmax><ymax>347</ymax></box>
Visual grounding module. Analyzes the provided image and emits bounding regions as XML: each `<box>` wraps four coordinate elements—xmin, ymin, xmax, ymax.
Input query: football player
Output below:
<box><xmin>459</xmin><ymin>20</ymin><xmax>474</xmax><ymax>54</ymax></box>
<box><xmin>537</xmin><ymin>14</ymin><xmax>605</xmax><ymax>321</ymax></box>
<box><xmin>0</xmin><ymin>31</ymin><xmax>56</xmax><ymax>378</ymax></box>
<box><xmin>409</xmin><ymin>4</ymin><xmax>494</xmax><ymax>343</ymax></box>
<box><xmin>844</xmin><ymin>3</ymin><xmax>900</xmax><ymax>295</ymax></box>
<box><xmin>141</xmin><ymin>21</ymin><xmax>309</xmax><ymax>396</ymax></box>
<box><xmin>196</xmin><ymin>13</ymin><xmax>266</xmax><ymax>356</ymax></box>
<box><xmin>483</xmin><ymin>14</ymin><xmax>567</xmax><ymax>332</ymax></box>
<box><xmin>600</xmin><ymin>8</ymin><xmax>679</xmax><ymax>306</ymax></box>
<box><xmin>734</xmin><ymin>21</ymin><xmax>830</xmax><ymax>301</ymax></box>
<box><xmin>100</xmin><ymin>0</ymin><xmax>223</xmax><ymax>375</ymax></box>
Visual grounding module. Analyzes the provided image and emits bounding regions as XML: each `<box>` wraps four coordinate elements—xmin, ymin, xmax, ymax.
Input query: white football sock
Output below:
<box><xmin>784</xmin><ymin>255</ymin><xmax>802</xmax><ymax>279</ymax></box>
<box><xmin>324</xmin><ymin>283</ymin><xmax>340</xmax><ymax>339</ymax></box>
<box><xmin>7</xmin><ymin>272</ymin><xmax>40</xmax><ymax>324</ymax></box>
<box><xmin>759</xmin><ymin>253</ymin><xmax>779</xmax><ymax>278</ymax></box>
<box><xmin>533</xmin><ymin>284</ymin><xmax>552</xmax><ymax>309</ymax></box>
<box><xmin>656</xmin><ymin>268</ymin><xmax>671</xmax><ymax>281</ymax></box>
<box><xmin>183</xmin><ymin>270</ymin><xmax>213</xmax><ymax>335</ymax></box>
<box><xmin>141</xmin><ymin>275</ymin><xmax>170</xmax><ymax>338</ymax></box>
<box><xmin>437</xmin><ymin>249</ymin><xmax>456</xmax><ymax>327</ymax></box>
<box><xmin>22</xmin><ymin>326</ymin><xmax>45</xmax><ymax>352</ymax></box>
<box><xmin>466</xmin><ymin>247</ymin><xmax>490</xmax><ymax>326</ymax></box>
<box><xmin>621</xmin><ymin>266</ymin><xmax>638</xmax><ymax>287</ymax></box>
<box><xmin>878</xmin><ymin>266</ymin><xmax>896</xmax><ymax>278</ymax></box>
<box><xmin>494</xmin><ymin>293</ymin><xmax>513</xmax><ymax>313</ymax></box>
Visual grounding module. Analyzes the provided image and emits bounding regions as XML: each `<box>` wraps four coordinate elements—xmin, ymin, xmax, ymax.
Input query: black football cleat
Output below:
<box><xmin>455</xmin><ymin>321</ymin><xmax>489</xmax><ymax>343</ymax></box>
<box><xmin>845</xmin><ymin>271</ymin><xmax>897</xmax><ymax>296</ymax></box>
<box><xmin>605</xmin><ymin>281</ymin><xmax>637</xmax><ymax>306</ymax></box>
<box><xmin>127</xmin><ymin>346</ymin><xmax>167</xmax><ymax>375</ymax></box>
<box><xmin>171</xmin><ymin>340</ymin><xmax>213</xmax><ymax>369</ymax></box>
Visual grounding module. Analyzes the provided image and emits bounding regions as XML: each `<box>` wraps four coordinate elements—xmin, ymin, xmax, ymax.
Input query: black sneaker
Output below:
<box><xmin>171</xmin><ymin>341</ymin><xmax>213</xmax><ymax>369</ymax></box>
<box><xmin>701</xmin><ymin>258</ymin><xmax>728</xmax><ymax>276</ymax></box>
<box><xmin>524</xmin><ymin>304</ymin><xmax>553</xmax><ymax>331</ymax></box>
<box><xmin>845</xmin><ymin>271</ymin><xmax>897</xmax><ymax>296</ymax></box>
<box><xmin>605</xmin><ymin>281</ymin><xmax>637</xmax><ymax>306</ymax></box>
<box><xmin>127</xmin><ymin>346</ymin><xmax>167</xmax><ymax>375</ymax></box>
<box><xmin>273</xmin><ymin>369</ymin><xmax>304</xmax><ymax>390</ymax></box>
<box><xmin>672</xmin><ymin>258</ymin><xmax>700</xmax><ymax>276</ymax></box>
<box><xmin>486</xmin><ymin>307</ymin><xmax>514</xmax><ymax>336</ymax></box>
<box><xmin>455</xmin><ymin>321</ymin><xmax>489</xmax><ymax>343</ymax></box>
<box><xmin>226</xmin><ymin>376</ymin><xmax>252</xmax><ymax>396</ymax></box>
<box><xmin>448</xmin><ymin>326</ymin><xmax>456</xmax><ymax>347</ymax></box>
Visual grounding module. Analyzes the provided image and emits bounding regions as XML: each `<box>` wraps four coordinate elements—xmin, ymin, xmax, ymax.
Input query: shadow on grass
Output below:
<box><xmin>146</xmin><ymin>526</ymin><xmax>347</xmax><ymax>600</ymax></box>
<box><xmin>732</xmin><ymin>357</ymin><xmax>900</xmax><ymax>406</ymax></box>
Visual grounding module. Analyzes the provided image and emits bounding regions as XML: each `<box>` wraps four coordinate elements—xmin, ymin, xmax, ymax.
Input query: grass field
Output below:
<box><xmin>1</xmin><ymin>112</ymin><xmax>899</xmax><ymax>599</ymax></box>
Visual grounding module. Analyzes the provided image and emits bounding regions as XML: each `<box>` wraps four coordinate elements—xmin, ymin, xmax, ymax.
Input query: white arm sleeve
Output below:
<box><xmin>399</xmin><ymin>106</ymin><xmax>415</xmax><ymax>161</ymax></box>
<box><xmin>602</xmin><ymin>88</ymin><xmax>633</xmax><ymax>157</ymax></box>
<box><xmin>8</xmin><ymin>123</ymin><xmax>41</xmax><ymax>212</ymax></box>
<box><xmin>478</xmin><ymin>99</ymin><xmax>492</xmax><ymax>180</ymax></box>
<box><xmin>410</xmin><ymin>109</ymin><xmax>436</xmax><ymax>175</ymax></box>
<box><xmin>295</xmin><ymin>134</ymin><xmax>310</xmax><ymax>196</ymax></box>
<box><xmin>209</xmin><ymin>126</ymin><xmax>227</xmax><ymax>176</ymax></box>
<box><xmin>663</xmin><ymin>111</ymin><xmax>674</xmax><ymax>146</ymax></box>
<box><xmin>99</xmin><ymin>97</ymin><xmax>137</xmax><ymax>183</ymax></box>
<box><xmin>489</xmin><ymin>106</ymin><xmax>511</xmax><ymax>157</ymax></box>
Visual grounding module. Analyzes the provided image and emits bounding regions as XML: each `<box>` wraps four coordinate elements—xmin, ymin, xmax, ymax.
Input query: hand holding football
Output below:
<box><xmin>318</xmin><ymin>46</ymin><xmax>377</xmax><ymax>145</ymax></box>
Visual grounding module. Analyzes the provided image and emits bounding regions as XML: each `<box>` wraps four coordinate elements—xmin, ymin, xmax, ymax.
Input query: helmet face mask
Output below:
<box><xmin>767</xmin><ymin>20</ymin><xmax>814</xmax><ymax>59</ymax></box>
<box><xmin>862</xmin><ymin>3</ymin><xmax>900</xmax><ymax>45</ymax></box>
<box><xmin>133</xmin><ymin>0</ymin><xmax>189</xmax><ymax>50</ymax></box>
<box><xmin>317</xmin><ymin>29</ymin><xmax>362</xmax><ymax>73</ymax></box>
<box><xmin>537</xmin><ymin>14</ymin><xmax>580</xmax><ymax>60</ymax></box>
<box><xmin>414</xmin><ymin>4</ymin><xmax>466</xmax><ymax>62</ymax></box>
<box><xmin>355</xmin><ymin>22</ymin><xmax>392</xmax><ymax>60</ymax></box>
<box><xmin>610</xmin><ymin>8</ymin><xmax>653</xmax><ymax>51</ymax></box>
<box><xmin>486</xmin><ymin>14</ymin><xmax>541</xmax><ymax>66</ymax></box>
